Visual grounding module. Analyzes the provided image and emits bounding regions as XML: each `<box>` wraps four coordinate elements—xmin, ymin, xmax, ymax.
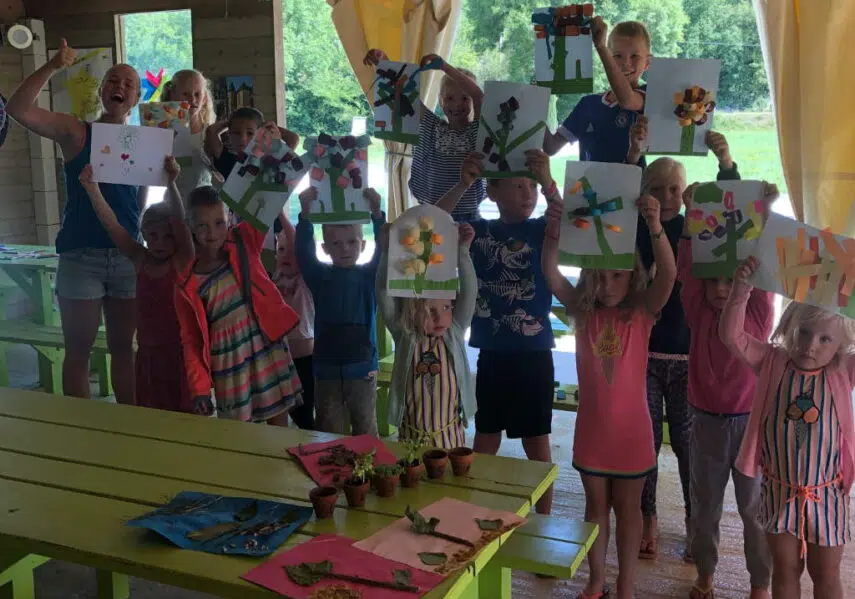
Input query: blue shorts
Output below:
<box><xmin>55</xmin><ymin>248</ymin><xmax>136</xmax><ymax>300</ymax></box>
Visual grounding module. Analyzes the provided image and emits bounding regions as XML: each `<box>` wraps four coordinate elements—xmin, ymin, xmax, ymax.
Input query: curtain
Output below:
<box><xmin>753</xmin><ymin>0</ymin><xmax>855</xmax><ymax>232</ymax></box>
<box><xmin>328</xmin><ymin>0</ymin><xmax>462</xmax><ymax>220</ymax></box>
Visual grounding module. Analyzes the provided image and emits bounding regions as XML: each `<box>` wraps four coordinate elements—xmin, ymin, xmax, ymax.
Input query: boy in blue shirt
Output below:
<box><xmin>296</xmin><ymin>187</ymin><xmax>385</xmax><ymax>435</ymax></box>
<box><xmin>544</xmin><ymin>19</ymin><xmax>651</xmax><ymax>166</ymax></box>
<box><xmin>437</xmin><ymin>149</ymin><xmax>562</xmax><ymax>514</ymax></box>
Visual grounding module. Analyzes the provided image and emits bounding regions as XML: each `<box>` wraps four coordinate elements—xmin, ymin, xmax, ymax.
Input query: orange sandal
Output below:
<box><xmin>576</xmin><ymin>586</ymin><xmax>611</xmax><ymax>599</ymax></box>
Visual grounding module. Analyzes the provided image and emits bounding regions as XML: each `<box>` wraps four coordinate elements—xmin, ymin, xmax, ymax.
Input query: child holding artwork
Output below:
<box><xmin>295</xmin><ymin>187</ymin><xmax>386</xmax><ymax>436</ymax></box>
<box><xmin>376</xmin><ymin>222</ymin><xmax>477</xmax><ymax>448</ymax></box>
<box><xmin>79</xmin><ymin>157</ymin><xmax>197</xmax><ymax>414</ymax></box>
<box><xmin>544</xmin><ymin>19</ymin><xmax>650</xmax><ymax>165</ymax></box>
<box><xmin>542</xmin><ymin>189</ymin><xmax>676</xmax><ymax>599</ymax></box>
<box><xmin>161</xmin><ymin>70</ymin><xmax>217</xmax><ymax>200</ymax></box>
<box><xmin>363</xmin><ymin>49</ymin><xmax>486</xmax><ymax>222</ymax></box>
<box><xmin>721</xmin><ymin>258</ymin><xmax>855</xmax><ymax>599</ymax></box>
<box><xmin>435</xmin><ymin>149</ymin><xmax>560</xmax><ymax>514</ymax></box>
<box><xmin>174</xmin><ymin>186</ymin><xmax>303</xmax><ymax>424</ymax></box>
<box><xmin>272</xmin><ymin>214</ymin><xmax>316</xmax><ymax>430</ymax></box>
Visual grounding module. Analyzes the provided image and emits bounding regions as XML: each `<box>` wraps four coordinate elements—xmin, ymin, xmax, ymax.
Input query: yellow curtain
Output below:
<box><xmin>753</xmin><ymin>0</ymin><xmax>855</xmax><ymax>232</ymax></box>
<box><xmin>328</xmin><ymin>0</ymin><xmax>462</xmax><ymax>220</ymax></box>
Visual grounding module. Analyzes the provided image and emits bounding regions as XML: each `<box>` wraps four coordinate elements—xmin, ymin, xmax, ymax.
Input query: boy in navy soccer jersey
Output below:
<box><xmin>543</xmin><ymin>19</ymin><xmax>651</xmax><ymax>166</ymax></box>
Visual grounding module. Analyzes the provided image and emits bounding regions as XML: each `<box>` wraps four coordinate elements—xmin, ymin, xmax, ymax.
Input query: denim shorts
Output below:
<box><xmin>55</xmin><ymin>248</ymin><xmax>136</xmax><ymax>300</ymax></box>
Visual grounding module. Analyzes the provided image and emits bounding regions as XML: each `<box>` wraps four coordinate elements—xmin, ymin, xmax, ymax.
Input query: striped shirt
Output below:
<box><xmin>760</xmin><ymin>365</ymin><xmax>851</xmax><ymax>547</ymax></box>
<box><xmin>408</xmin><ymin>109</ymin><xmax>486</xmax><ymax>222</ymax></box>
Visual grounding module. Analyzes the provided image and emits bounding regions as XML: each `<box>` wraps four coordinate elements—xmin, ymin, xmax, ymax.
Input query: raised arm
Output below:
<box><xmin>425</xmin><ymin>55</ymin><xmax>484</xmax><ymax>119</ymax></box>
<box><xmin>6</xmin><ymin>38</ymin><xmax>84</xmax><ymax>157</ymax></box>
<box><xmin>541</xmin><ymin>201</ymin><xmax>578</xmax><ymax>309</ymax></box>
<box><xmin>364</xmin><ymin>188</ymin><xmax>386</xmax><ymax>272</ymax></box>
<box><xmin>638</xmin><ymin>195</ymin><xmax>676</xmax><ymax>314</ymax></box>
<box><xmin>453</xmin><ymin>223</ymin><xmax>477</xmax><ymax>328</ymax></box>
<box><xmin>677</xmin><ymin>183</ymin><xmax>703</xmax><ymax>322</ymax></box>
<box><xmin>162</xmin><ymin>156</ymin><xmax>195</xmax><ymax>271</ymax></box>
<box><xmin>544</xmin><ymin>104</ymin><xmax>581</xmax><ymax>156</ymax></box>
<box><xmin>719</xmin><ymin>257</ymin><xmax>769</xmax><ymax>371</ymax></box>
<box><xmin>375</xmin><ymin>225</ymin><xmax>401</xmax><ymax>337</ymax></box>
<box><xmin>295</xmin><ymin>188</ymin><xmax>325</xmax><ymax>286</ymax></box>
<box><xmin>591</xmin><ymin>18</ymin><xmax>645</xmax><ymax>111</ymax></box>
<box><xmin>79</xmin><ymin>165</ymin><xmax>146</xmax><ymax>267</ymax></box>
<box><xmin>626</xmin><ymin>116</ymin><xmax>647</xmax><ymax>166</ymax></box>
<box><xmin>204</xmin><ymin>119</ymin><xmax>228</xmax><ymax>160</ymax></box>
<box><xmin>436</xmin><ymin>152</ymin><xmax>483</xmax><ymax>214</ymax></box>
<box><xmin>706</xmin><ymin>130</ymin><xmax>741</xmax><ymax>180</ymax></box>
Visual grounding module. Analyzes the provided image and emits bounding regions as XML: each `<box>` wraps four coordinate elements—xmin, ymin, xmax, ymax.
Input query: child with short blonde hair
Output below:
<box><xmin>721</xmin><ymin>261</ymin><xmax>855</xmax><ymax>599</ymax></box>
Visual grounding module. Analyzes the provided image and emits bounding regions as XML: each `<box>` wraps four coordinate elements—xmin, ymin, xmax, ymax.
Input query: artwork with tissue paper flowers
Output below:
<box><xmin>387</xmin><ymin>204</ymin><xmax>459</xmax><ymax>299</ymax></box>
<box><xmin>304</xmin><ymin>134</ymin><xmax>371</xmax><ymax>224</ymax></box>
<box><xmin>644</xmin><ymin>57</ymin><xmax>721</xmax><ymax>156</ymax></box>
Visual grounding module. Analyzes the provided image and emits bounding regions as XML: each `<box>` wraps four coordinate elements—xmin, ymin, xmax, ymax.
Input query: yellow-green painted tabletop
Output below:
<box><xmin>0</xmin><ymin>389</ymin><xmax>559</xmax><ymax>599</ymax></box>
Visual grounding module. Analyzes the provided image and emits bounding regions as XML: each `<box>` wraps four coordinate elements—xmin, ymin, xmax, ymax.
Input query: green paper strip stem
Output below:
<box><xmin>388</xmin><ymin>278</ymin><xmax>460</xmax><ymax>292</ymax></box>
<box><xmin>679</xmin><ymin>124</ymin><xmax>695</xmax><ymax>155</ymax></box>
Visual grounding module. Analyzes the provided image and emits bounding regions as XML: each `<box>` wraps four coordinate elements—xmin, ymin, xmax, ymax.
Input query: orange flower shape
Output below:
<box><xmin>428</xmin><ymin>253</ymin><xmax>444</xmax><ymax>265</ymax></box>
<box><xmin>431</xmin><ymin>233</ymin><xmax>444</xmax><ymax>245</ymax></box>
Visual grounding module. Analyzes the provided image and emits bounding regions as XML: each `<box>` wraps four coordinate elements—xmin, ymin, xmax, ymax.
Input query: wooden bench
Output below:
<box><xmin>493</xmin><ymin>514</ymin><xmax>597</xmax><ymax>582</ymax></box>
<box><xmin>0</xmin><ymin>320</ymin><xmax>112</xmax><ymax>397</ymax></box>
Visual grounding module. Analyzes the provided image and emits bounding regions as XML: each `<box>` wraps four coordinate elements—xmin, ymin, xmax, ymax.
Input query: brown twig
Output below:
<box><xmin>428</xmin><ymin>531</ymin><xmax>475</xmax><ymax>547</ymax></box>
<box><xmin>323</xmin><ymin>572</ymin><xmax>419</xmax><ymax>592</ymax></box>
<box><xmin>298</xmin><ymin>443</ymin><xmax>346</xmax><ymax>456</ymax></box>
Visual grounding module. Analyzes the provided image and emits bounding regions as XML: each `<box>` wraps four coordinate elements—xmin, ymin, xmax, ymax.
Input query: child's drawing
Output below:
<box><xmin>304</xmin><ymin>134</ymin><xmax>371</xmax><ymax>224</ymax></box>
<box><xmin>49</xmin><ymin>48</ymin><xmax>113</xmax><ymax>122</ymax></box>
<box><xmin>477</xmin><ymin>82</ymin><xmax>550</xmax><ymax>178</ymax></box>
<box><xmin>220</xmin><ymin>128</ymin><xmax>308</xmax><ymax>232</ymax></box>
<box><xmin>372</xmin><ymin>60</ymin><xmax>425</xmax><ymax>144</ymax></box>
<box><xmin>559</xmin><ymin>161</ymin><xmax>642</xmax><ymax>269</ymax></box>
<box><xmin>139</xmin><ymin>101</ymin><xmax>190</xmax><ymax>131</ymax></box>
<box><xmin>686</xmin><ymin>180</ymin><xmax>765</xmax><ymax>278</ymax></box>
<box><xmin>752</xmin><ymin>213</ymin><xmax>855</xmax><ymax>319</ymax></box>
<box><xmin>645</xmin><ymin>58</ymin><xmax>721</xmax><ymax>156</ymax></box>
<box><xmin>91</xmin><ymin>123</ymin><xmax>173</xmax><ymax>187</ymax></box>
<box><xmin>387</xmin><ymin>204</ymin><xmax>459</xmax><ymax>299</ymax></box>
<box><xmin>532</xmin><ymin>4</ymin><xmax>594</xmax><ymax>94</ymax></box>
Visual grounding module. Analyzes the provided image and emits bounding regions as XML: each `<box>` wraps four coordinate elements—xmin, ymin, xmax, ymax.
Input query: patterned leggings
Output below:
<box><xmin>642</xmin><ymin>357</ymin><xmax>693</xmax><ymax>518</ymax></box>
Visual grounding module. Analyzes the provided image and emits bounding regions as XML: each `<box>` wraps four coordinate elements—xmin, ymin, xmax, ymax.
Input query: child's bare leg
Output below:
<box><xmin>612</xmin><ymin>477</ymin><xmax>645</xmax><ymax>599</ymax></box>
<box><xmin>473</xmin><ymin>431</ymin><xmax>501</xmax><ymax>455</ymax></box>
<box><xmin>806</xmin><ymin>543</ymin><xmax>844</xmax><ymax>599</ymax></box>
<box><xmin>580</xmin><ymin>474</ymin><xmax>611</xmax><ymax>597</ymax></box>
<box><xmin>767</xmin><ymin>533</ymin><xmax>804</xmax><ymax>599</ymax></box>
<box><xmin>268</xmin><ymin>411</ymin><xmax>291</xmax><ymax>427</ymax></box>
<box><xmin>521</xmin><ymin>434</ymin><xmax>552</xmax><ymax>514</ymax></box>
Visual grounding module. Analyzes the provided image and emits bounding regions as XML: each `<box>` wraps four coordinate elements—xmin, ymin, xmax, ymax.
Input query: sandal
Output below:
<box><xmin>639</xmin><ymin>536</ymin><xmax>658</xmax><ymax>560</ymax></box>
<box><xmin>689</xmin><ymin>584</ymin><xmax>714</xmax><ymax>599</ymax></box>
<box><xmin>576</xmin><ymin>586</ymin><xmax>611</xmax><ymax>599</ymax></box>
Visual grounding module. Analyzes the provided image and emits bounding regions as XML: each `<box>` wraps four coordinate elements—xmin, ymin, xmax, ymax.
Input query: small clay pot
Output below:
<box><xmin>449</xmin><ymin>447</ymin><xmax>475</xmax><ymax>476</ymax></box>
<box><xmin>399</xmin><ymin>460</ymin><xmax>425</xmax><ymax>488</ymax></box>
<box><xmin>343</xmin><ymin>478</ymin><xmax>370</xmax><ymax>507</ymax></box>
<box><xmin>423</xmin><ymin>449</ymin><xmax>449</xmax><ymax>479</ymax></box>
<box><xmin>309</xmin><ymin>485</ymin><xmax>338</xmax><ymax>519</ymax></box>
<box><xmin>374</xmin><ymin>473</ymin><xmax>400</xmax><ymax>498</ymax></box>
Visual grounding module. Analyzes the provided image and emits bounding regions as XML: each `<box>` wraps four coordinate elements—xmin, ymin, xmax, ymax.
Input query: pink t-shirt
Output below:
<box><xmin>677</xmin><ymin>239</ymin><xmax>773</xmax><ymax>414</ymax></box>
<box><xmin>573</xmin><ymin>306</ymin><xmax>656</xmax><ymax>477</ymax></box>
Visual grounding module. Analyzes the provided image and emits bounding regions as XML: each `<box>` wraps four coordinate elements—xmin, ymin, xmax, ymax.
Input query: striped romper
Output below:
<box><xmin>197</xmin><ymin>262</ymin><xmax>302</xmax><ymax>423</ymax></box>
<box><xmin>399</xmin><ymin>336</ymin><xmax>465</xmax><ymax>449</ymax></box>
<box><xmin>760</xmin><ymin>365</ymin><xmax>851</xmax><ymax>551</ymax></box>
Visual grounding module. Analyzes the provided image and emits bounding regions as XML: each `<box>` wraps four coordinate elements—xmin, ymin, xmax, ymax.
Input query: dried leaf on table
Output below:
<box><xmin>417</xmin><ymin>552</ymin><xmax>448</xmax><ymax>566</ymax></box>
<box><xmin>286</xmin><ymin>561</ymin><xmax>334</xmax><ymax>586</ymax></box>
<box><xmin>474</xmin><ymin>518</ymin><xmax>503</xmax><ymax>531</ymax></box>
<box><xmin>405</xmin><ymin>505</ymin><xmax>439</xmax><ymax>534</ymax></box>
<box><xmin>185</xmin><ymin>521</ymin><xmax>239</xmax><ymax>542</ymax></box>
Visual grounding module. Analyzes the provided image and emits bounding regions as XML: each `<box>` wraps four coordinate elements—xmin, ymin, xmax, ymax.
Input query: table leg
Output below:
<box><xmin>32</xmin><ymin>347</ymin><xmax>62</xmax><ymax>395</ymax></box>
<box><xmin>95</xmin><ymin>570</ymin><xmax>129</xmax><ymax>599</ymax></box>
<box><xmin>477</xmin><ymin>560</ymin><xmax>511</xmax><ymax>599</ymax></box>
<box><xmin>0</xmin><ymin>554</ymin><xmax>49</xmax><ymax>599</ymax></box>
<box><xmin>375</xmin><ymin>384</ymin><xmax>391</xmax><ymax>437</ymax></box>
<box><xmin>95</xmin><ymin>352</ymin><xmax>112</xmax><ymax>398</ymax></box>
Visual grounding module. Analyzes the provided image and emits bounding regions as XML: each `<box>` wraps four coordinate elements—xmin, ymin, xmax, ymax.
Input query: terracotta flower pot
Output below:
<box><xmin>449</xmin><ymin>447</ymin><xmax>474</xmax><ymax>476</ymax></box>
<box><xmin>399</xmin><ymin>460</ymin><xmax>425</xmax><ymax>488</ymax></box>
<box><xmin>423</xmin><ymin>449</ymin><xmax>449</xmax><ymax>479</ymax></box>
<box><xmin>309</xmin><ymin>485</ymin><xmax>338</xmax><ymax>519</ymax></box>
<box><xmin>373</xmin><ymin>473</ymin><xmax>400</xmax><ymax>498</ymax></box>
<box><xmin>343</xmin><ymin>478</ymin><xmax>370</xmax><ymax>507</ymax></box>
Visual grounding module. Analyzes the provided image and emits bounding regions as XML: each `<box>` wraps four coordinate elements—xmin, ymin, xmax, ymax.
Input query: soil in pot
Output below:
<box><xmin>399</xmin><ymin>459</ymin><xmax>425</xmax><ymax>488</ymax></box>
<box><xmin>449</xmin><ymin>447</ymin><xmax>474</xmax><ymax>476</ymax></box>
<box><xmin>309</xmin><ymin>485</ymin><xmax>338</xmax><ymax>519</ymax></box>
<box><xmin>423</xmin><ymin>449</ymin><xmax>449</xmax><ymax>479</ymax></box>
<box><xmin>374</xmin><ymin>473</ymin><xmax>400</xmax><ymax>497</ymax></box>
<box><xmin>343</xmin><ymin>478</ymin><xmax>370</xmax><ymax>507</ymax></box>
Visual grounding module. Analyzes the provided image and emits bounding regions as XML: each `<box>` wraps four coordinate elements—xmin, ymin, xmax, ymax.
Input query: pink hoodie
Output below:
<box><xmin>720</xmin><ymin>282</ymin><xmax>855</xmax><ymax>491</ymax></box>
<box><xmin>678</xmin><ymin>238</ymin><xmax>773</xmax><ymax>414</ymax></box>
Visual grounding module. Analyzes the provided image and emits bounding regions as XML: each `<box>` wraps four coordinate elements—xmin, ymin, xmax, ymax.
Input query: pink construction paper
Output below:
<box><xmin>353</xmin><ymin>498</ymin><xmax>527</xmax><ymax>573</ymax></box>
<box><xmin>287</xmin><ymin>435</ymin><xmax>399</xmax><ymax>487</ymax></box>
<box><xmin>243</xmin><ymin>534</ymin><xmax>444</xmax><ymax>598</ymax></box>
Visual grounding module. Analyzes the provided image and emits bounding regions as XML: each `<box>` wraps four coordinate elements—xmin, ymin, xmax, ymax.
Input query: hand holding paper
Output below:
<box><xmin>734</xmin><ymin>256</ymin><xmax>758</xmax><ymax>288</ymax></box>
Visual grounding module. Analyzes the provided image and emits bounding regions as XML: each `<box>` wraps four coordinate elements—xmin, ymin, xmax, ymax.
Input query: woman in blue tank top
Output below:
<box><xmin>7</xmin><ymin>38</ymin><xmax>143</xmax><ymax>405</ymax></box>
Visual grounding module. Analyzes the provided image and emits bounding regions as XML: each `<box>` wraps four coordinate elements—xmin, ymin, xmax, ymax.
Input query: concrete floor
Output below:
<box><xmin>4</xmin><ymin>344</ymin><xmax>854</xmax><ymax>598</ymax></box>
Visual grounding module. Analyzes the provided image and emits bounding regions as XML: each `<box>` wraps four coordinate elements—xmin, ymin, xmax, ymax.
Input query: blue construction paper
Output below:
<box><xmin>126</xmin><ymin>491</ymin><xmax>312</xmax><ymax>556</ymax></box>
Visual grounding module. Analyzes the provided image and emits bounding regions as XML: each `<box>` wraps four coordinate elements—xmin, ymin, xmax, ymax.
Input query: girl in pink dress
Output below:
<box><xmin>721</xmin><ymin>257</ymin><xmax>855</xmax><ymax>599</ymax></box>
<box><xmin>542</xmin><ymin>193</ymin><xmax>676</xmax><ymax>599</ymax></box>
<box><xmin>79</xmin><ymin>158</ymin><xmax>197</xmax><ymax>413</ymax></box>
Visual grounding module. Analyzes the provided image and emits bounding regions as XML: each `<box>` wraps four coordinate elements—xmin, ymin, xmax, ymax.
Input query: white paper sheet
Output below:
<box><xmin>90</xmin><ymin>123</ymin><xmax>173</xmax><ymax>187</ymax></box>
<box><xmin>305</xmin><ymin>134</ymin><xmax>371</xmax><ymax>224</ymax></box>
<box><xmin>373</xmin><ymin>60</ymin><xmax>422</xmax><ymax>145</ymax></box>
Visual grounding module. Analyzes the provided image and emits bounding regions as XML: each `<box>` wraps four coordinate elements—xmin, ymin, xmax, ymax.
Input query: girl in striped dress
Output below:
<box><xmin>175</xmin><ymin>187</ymin><xmax>302</xmax><ymax>424</ymax></box>
<box><xmin>721</xmin><ymin>256</ymin><xmax>855</xmax><ymax>599</ymax></box>
<box><xmin>376</xmin><ymin>223</ymin><xmax>477</xmax><ymax>449</ymax></box>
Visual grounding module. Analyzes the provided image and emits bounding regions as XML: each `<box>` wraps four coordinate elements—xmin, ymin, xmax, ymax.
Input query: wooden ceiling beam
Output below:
<box><xmin>23</xmin><ymin>0</ymin><xmax>275</xmax><ymax>19</ymax></box>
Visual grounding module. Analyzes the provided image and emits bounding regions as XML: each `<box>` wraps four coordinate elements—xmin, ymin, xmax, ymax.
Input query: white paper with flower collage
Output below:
<box><xmin>386</xmin><ymin>204</ymin><xmax>459</xmax><ymax>299</ymax></box>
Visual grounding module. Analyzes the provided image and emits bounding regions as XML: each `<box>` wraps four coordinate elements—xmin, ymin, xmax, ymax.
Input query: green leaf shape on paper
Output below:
<box><xmin>393</xmin><ymin>569</ymin><xmax>413</xmax><ymax>587</ymax></box>
<box><xmin>418</xmin><ymin>552</ymin><xmax>448</xmax><ymax>566</ymax></box>
<box><xmin>474</xmin><ymin>518</ymin><xmax>503</xmax><ymax>531</ymax></box>
<box><xmin>285</xmin><ymin>560</ymin><xmax>333</xmax><ymax>586</ymax></box>
<box><xmin>406</xmin><ymin>505</ymin><xmax>439</xmax><ymax>534</ymax></box>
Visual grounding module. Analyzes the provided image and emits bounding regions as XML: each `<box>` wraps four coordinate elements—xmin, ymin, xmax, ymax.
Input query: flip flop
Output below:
<box><xmin>576</xmin><ymin>586</ymin><xmax>611</xmax><ymax>599</ymax></box>
<box><xmin>689</xmin><ymin>584</ymin><xmax>714</xmax><ymax>599</ymax></box>
<box><xmin>639</xmin><ymin>536</ymin><xmax>658</xmax><ymax>560</ymax></box>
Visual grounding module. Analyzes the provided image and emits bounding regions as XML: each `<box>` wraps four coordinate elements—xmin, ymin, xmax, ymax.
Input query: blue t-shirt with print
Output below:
<box><xmin>468</xmin><ymin>217</ymin><xmax>554</xmax><ymax>352</ymax></box>
<box><xmin>558</xmin><ymin>87</ymin><xmax>646</xmax><ymax>166</ymax></box>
